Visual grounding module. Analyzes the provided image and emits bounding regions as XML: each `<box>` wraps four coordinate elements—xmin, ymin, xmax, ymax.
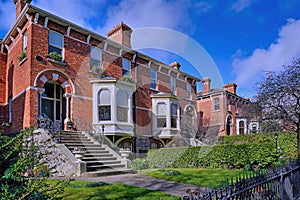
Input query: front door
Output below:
<box><xmin>41</xmin><ymin>81</ymin><xmax>63</xmax><ymax>129</ymax></box>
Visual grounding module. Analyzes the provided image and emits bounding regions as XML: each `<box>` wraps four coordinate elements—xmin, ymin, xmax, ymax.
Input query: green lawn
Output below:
<box><xmin>142</xmin><ymin>168</ymin><xmax>251</xmax><ymax>188</ymax></box>
<box><xmin>55</xmin><ymin>180</ymin><xmax>180</xmax><ymax>200</ymax></box>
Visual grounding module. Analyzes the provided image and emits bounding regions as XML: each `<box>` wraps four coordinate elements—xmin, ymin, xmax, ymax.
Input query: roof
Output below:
<box><xmin>3</xmin><ymin>3</ymin><xmax>200</xmax><ymax>83</ymax></box>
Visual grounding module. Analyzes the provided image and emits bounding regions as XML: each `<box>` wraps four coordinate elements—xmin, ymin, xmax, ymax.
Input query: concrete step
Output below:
<box><xmin>83</xmin><ymin>153</ymin><xmax>114</xmax><ymax>157</ymax></box>
<box><xmin>82</xmin><ymin>157</ymin><xmax>117</xmax><ymax>161</ymax></box>
<box><xmin>83</xmin><ymin>169</ymin><xmax>133</xmax><ymax>177</ymax></box>
<box><xmin>87</xmin><ymin>163</ymin><xmax>126</xmax><ymax>171</ymax></box>
<box><xmin>85</xmin><ymin>160</ymin><xmax>121</xmax><ymax>165</ymax></box>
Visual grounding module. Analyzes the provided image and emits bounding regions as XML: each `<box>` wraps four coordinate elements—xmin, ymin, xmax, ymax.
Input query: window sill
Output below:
<box><xmin>150</xmin><ymin>88</ymin><xmax>160</xmax><ymax>93</ymax></box>
<box><xmin>19</xmin><ymin>57</ymin><xmax>27</xmax><ymax>66</ymax></box>
<box><xmin>47</xmin><ymin>58</ymin><xmax>66</xmax><ymax>66</ymax></box>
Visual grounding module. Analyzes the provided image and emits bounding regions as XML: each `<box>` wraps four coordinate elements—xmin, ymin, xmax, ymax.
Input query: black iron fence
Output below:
<box><xmin>182</xmin><ymin>160</ymin><xmax>300</xmax><ymax>200</ymax></box>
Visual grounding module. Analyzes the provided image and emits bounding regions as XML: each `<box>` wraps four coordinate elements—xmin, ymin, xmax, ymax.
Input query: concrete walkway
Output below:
<box><xmin>54</xmin><ymin>173</ymin><xmax>210</xmax><ymax>197</ymax></box>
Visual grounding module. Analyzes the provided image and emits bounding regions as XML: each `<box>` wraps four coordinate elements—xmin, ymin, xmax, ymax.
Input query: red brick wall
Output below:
<box><xmin>0</xmin><ymin>52</ymin><xmax>7</xmax><ymax>104</ymax></box>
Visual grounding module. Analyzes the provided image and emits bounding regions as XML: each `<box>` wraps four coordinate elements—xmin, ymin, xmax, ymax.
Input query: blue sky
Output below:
<box><xmin>1</xmin><ymin>0</ymin><xmax>300</xmax><ymax>97</ymax></box>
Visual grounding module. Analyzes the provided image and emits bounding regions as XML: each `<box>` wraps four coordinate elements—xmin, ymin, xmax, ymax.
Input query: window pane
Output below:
<box><xmin>49</xmin><ymin>31</ymin><xmax>63</xmax><ymax>48</ymax></box>
<box><xmin>99</xmin><ymin>106</ymin><xmax>111</xmax><ymax>121</ymax></box>
<box><xmin>56</xmin><ymin>84</ymin><xmax>61</xmax><ymax>99</ymax></box>
<box><xmin>23</xmin><ymin>31</ymin><xmax>27</xmax><ymax>52</ymax></box>
<box><xmin>90</xmin><ymin>59</ymin><xmax>101</xmax><ymax>68</ymax></box>
<box><xmin>91</xmin><ymin>46</ymin><xmax>101</xmax><ymax>60</ymax></box>
<box><xmin>186</xmin><ymin>83</ymin><xmax>191</xmax><ymax>99</ymax></box>
<box><xmin>56</xmin><ymin>101</ymin><xmax>61</xmax><ymax>120</ymax></box>
<box><xmin>44</xmin><ymin>82</ymin><xmax>54</xmax><ymax>98</ymax></box>
<box><xmin>48</xmin><ymin>46</ymin><xmax>62</xmax><ymax>55</ymax></box>
<box><xmin>150</xmin><ymin>80</ymin><xmax>156</xmax><ymax>89</ymax></box>
<box><xmin>157</xmin><ymin>117</ymin><xmax>166</xmax><ymax>128</ymax></box>
<box><xmin>150</xmin><ymin>69</ymin><xmax>156</xmax><ymax>79</ymax></box>
<box><xmin>171</xmin><ymin>103</ymin><xmax>177</xmax><ymax>116</ymax></box>
<box><xmin>117</xmin><ymin>106</ymin><xmax>128</xmax><ymax>122</ymax></box>
<box><xmin>99</xmin><ymin>90</ymin><xmax>111</xmax><ymax>105</ymax></box>
<box><xmin>122</xmin><ymin>58</ymin><xmax>131</xmax><ymax>71</ymax></box>
<box><xmin>42</xmin><ymin>99</ymin><xmax>54</xmax><ymax>121</ymax></box>
<box><xmin>117</xmin><ymin>91</ymin><xmax>128</xmax><ymax>106</ymax></box>
<box><xmin>157</xmin><ymin>103</ymin><xmax>167</xmax><ymax>115</ymax></box>
<box><xmin>170</xmin><ymin>77</ymin><xmax>175</xmax><ymax>93</ymax></box>
<box><xmin>171</xmin><ymin>116</ymin><xmax>177</xmax><ymax>128</ymax></box>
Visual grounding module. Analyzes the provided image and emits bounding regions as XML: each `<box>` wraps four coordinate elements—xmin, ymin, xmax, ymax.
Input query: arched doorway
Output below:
<box><xmin>41</xmin><ymin>81</ymin><xmax>65</xmax><ymax>128</ymax></box>
<box><xmin>226</xmin><ymin>115</ymin><xmax>232</xmax><ymax>136</ymax></box>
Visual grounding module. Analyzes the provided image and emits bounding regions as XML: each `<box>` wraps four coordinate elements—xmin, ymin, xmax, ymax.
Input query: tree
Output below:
<box><xmin>0</xmin><ymin>127</ymin><xmax>68</xmax><ymax>199</ymax></box>
<box><xmin>255</xmin><ymin>58</ymin><xmax>300</xmax><ymax>161</ymax></box>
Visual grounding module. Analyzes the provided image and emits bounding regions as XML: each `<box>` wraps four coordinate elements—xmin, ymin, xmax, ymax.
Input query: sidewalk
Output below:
<box><xmin>54</xmin><ymin>173</ymin><xmax>209</xmax><ymax>197</ymax></box>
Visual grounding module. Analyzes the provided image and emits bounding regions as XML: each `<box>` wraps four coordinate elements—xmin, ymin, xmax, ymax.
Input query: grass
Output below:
<box><xmin>142</xmin><ymin>168</ymin><xmax>251</xmax><ymax>188</ymax></box>
<box><xmin>52</xmin><ymin>180</ymin><xmax>180</xmax><ymax>200</ymax></box>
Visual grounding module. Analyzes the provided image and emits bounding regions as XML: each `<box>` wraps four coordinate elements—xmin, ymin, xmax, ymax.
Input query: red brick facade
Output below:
<box><xmin>0</xmin><ymin>1</ymin><xmax>199</xmax><ymax>151</ymax></box>
<box><xmin>197</xmin><ymin>77</ymin><xmax>250</xmax><ymax>138</ymax></box>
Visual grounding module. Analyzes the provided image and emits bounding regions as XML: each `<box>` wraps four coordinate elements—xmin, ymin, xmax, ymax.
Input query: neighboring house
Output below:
<box><xmin>197</xmin><ymin>77</ymin><xmax>257</xmax><ymax>139</ymax></box>
<box><xmin>0</xmin><ymin>0</ymin><xmax>199</xmax><ymax>152</ymax></box>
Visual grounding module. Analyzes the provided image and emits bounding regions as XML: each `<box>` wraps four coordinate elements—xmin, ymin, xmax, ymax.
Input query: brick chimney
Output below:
<box><xmin>107</xmin><ymin>22</ymin><xmax>132</xmax><ymax>48</ymax></box>
<box><xmin>201</xmin><ymin>77</ymin><xmax>211</xmax><ymax>93</ymax></box>
<box><xmin>13</xmin><ymin>0</ymin><xmax>31</xmax><ymax>19</ymax></box>
<box><xmin>169</xmin><ymin>61</ymin><xmax>181</xmax><ymax>70</ymax></box>
<box><xmin>223</xmin><ymin>83</ymin><xmax>237</xmax><ymax>94</ymax></box>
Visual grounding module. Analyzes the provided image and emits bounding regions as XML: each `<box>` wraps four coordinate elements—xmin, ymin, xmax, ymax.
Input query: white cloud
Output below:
<box><xmin>229</xmin><ymin>0</ymin><xmax>253</xmax><ymax>13</ymax></box>
<box><xmin>32</xmin><ymin>0</ymin><xmax>107</xmax><ymax>31</ymax></box>
<box><xmin>96</xmin><ymin>0</ymin><xmax>192</xmax><ymax>36</ymax></box>
<box><xmin>232</xmin><ymin>18</ymin><xmax>300</xmax><ymax>87</ymax></box>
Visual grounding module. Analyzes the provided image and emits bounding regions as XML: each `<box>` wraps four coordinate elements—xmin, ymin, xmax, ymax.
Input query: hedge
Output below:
<box><xmin>132</xmin><ymin>131</ymin><xmax>298</xmax><ymax>170</ymax></box>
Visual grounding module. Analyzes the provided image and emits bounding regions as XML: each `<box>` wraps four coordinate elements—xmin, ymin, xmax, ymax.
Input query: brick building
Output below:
<box><xmin>197</xmin><ymin>77</ymin><xmax>258</xmax><ymax>139</ymax></box>
<box><xmin>0</xmin><ymin>0</ymin><xmax>200</xmax><ymax>152</ymax></box>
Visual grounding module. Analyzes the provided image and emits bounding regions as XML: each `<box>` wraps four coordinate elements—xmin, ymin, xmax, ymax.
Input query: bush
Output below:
<box><xmin>131</xmin><ymin>158</ymin><xmax>149</xmax><ymax>170</ymax></box>
<box><xmin>165</xmin><ymin>170</ymin><xmax>181</xmax><ymax>176</ymax></box>
<box><xmin>147</xmin><ymin>140</ymin><xmax>287</xmax><ymax>170</ymax></box>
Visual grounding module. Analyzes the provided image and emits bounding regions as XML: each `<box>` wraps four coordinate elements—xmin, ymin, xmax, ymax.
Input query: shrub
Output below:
<box><xmin>147</xmin><ymin>141</ymin><xmax>287</xmax><ymax>170</ymax></box>
<box><xmin>131</xmin><ymin>158</ymin><xmax>149</xmax><ymax>170</ymax></box>
<box><xmin>165</xmin><ymin>170</ymin><xmax>181</xmax><ymax>176</ymax></box>
<box><xmin>46</xmin><ymin>51</ymin><xmax>62</xmax><ymax>62</ymax></box>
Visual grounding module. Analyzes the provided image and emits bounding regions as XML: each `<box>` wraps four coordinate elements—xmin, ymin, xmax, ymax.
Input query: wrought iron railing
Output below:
<box><xmin>36</xmin><ymin>113</ymin><xmax>61</xmax><ymax>143</ymax></box>
<box><xmin>182</xmin><ymin>160</ymin><xmax>300</xmax><ymax>200</ymax></box>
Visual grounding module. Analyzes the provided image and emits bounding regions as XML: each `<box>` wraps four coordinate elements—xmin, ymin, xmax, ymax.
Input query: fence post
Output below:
<box><xmin>279</xmin><ymin>156</ymin><xmax>284</xmax><ymax>200</ymax></box>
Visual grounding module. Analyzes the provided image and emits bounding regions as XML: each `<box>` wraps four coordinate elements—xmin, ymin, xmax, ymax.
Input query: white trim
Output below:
<box><xmin>16</xmin><ymin>27</ymin><xmax>23</xmax><ymax>36</ymax></box>
<box><xmin>34</xmin><ymin>13</ymin><xmax>39</xmax><ymax>23</ymax></box>
<box><xmin>135</xmin><ymin>106</ymin><xmax>151</xmax><ymax>111</ymax></box>
<box><xmin>9</xmin><ymin>36</ymin><xmax>14</xmax><ymax>43</ymax></box>
<box><xmin>67</xmin><ymin>26</ymin><xmax>71</xmax><ymax>36</ymax></box>
<box><xmin>44</xmin><ymin>17</ymin><xmax>48</xmax><ymax>28</ymax></box>
<box><xmin>87</xmin><ymin>34</ymin><xmax>91</xmax><ymax>44</ymax></box>
<box><xmin>33</xmin><ymin>69</ymin><xmax>76</xmax><ymax>94</ymax></box>
<box><xmin>71</xmin><ymin>95</ymin><xmax>92</xmax><ymax>101</ymax></box>
<box><xmin>25</xmin><ymin>13</ymin><xmax>31</xmax><ymax>21</ymax></box>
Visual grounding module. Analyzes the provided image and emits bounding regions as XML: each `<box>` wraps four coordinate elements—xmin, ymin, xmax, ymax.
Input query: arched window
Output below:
<box><xmin>171</xmin><ymin>103</ymin><xmax>178</xmax><ymax>128</ymax></box>
<box><xmin>157</xmin><ymin>103</ymin><xmax>167</xmax><ymax>128</ymax></box>
<box><xmin>98</xmin><ymin>90</ymin><xmax>111</xmax><ymax>121</ymax></box>
<box><xmin>117</xmin><ymin>91</ymin><xmax>128</xmax><ymax>122</ymax></box>
<box><xmin>239</xmin><ymin>121</ymin><xmax>245</xmax><ymax>134</ymax></box>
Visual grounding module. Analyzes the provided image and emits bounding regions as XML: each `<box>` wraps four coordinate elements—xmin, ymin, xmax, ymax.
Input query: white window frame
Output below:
<box><xmin>170</xmin><ymin>76</ymin><xmax>176</xmax><ymax>94</ymax></box>
<box><xmin>186</xmin><ymin>83</ymin><xmax>191</xmax><ymax>99</ymax></box>
<box><xmin>49</xmin><ymin>30</ymin><xmax>64</xmax><ymax>59</ymax></box>
<box><xmin>98</xmin><ymin>89</ymin><xmax>111</xmax><ymax>121</ymax></box>
<box><xmin>235</xmin><ymin>102</ymin><xmax>238</xmax><ymax>113</ymax></box>
<box><xmin>157</xmin><ymin>102</ymin><xmax>167</xmax><ymax>128</ymax></box>
<box><xmin>214</xmin><ymin>97</ymin><xmax>220</xmax><ymax>111</ymax></box>
<box><xmin>90</xmin><ymin>46</ymin><xmax>102</xmax><ymax>69</ymax></box>
<box><xmin>122</xmin><ymin>58</ymin><xmax>131</xmax><ymax>76</ymax></box>
<box><xmin>227</xmin><ymin>98</ymin><xmax>231</xmax><ymax>111</ymax></box>
<box><xmin>117</xmin><ymin>90</ymin><xmax>129</xmax><ymax>122</ymax></box>
<box><xmin>23</xmin><ymin>31</ymin><xmax>28</xmax><ymax>53</ymax></box>
<box><xmin>171</xmin><ymin>103</ymin><xmax>178</xmax><ymax>128</ymax></box>
<box><xmin>150</xmin><ymin>69</ymin><xmax>157</xmax><ymax>90</ymax></box>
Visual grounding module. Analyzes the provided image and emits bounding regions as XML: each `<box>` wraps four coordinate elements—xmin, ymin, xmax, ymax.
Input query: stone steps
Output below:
<box><xmin>60</xmin><ymin>131</ymin><xmax>131</xmax><ymax>176</ymax></box>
